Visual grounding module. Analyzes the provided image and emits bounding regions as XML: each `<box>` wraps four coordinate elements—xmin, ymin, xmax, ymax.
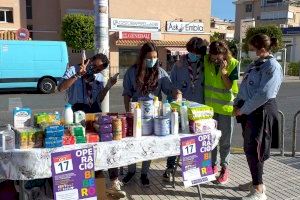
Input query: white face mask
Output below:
<box><xmin>248</xmin><ymin>51</ymin><xmax>259</xmax><ymax>61</ymax></box>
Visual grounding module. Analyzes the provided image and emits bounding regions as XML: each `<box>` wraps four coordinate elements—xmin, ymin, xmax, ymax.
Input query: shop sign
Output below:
<box><xmin>111</xmin><ymin>18</ymin><xmax>160</xmax><ymax>32</ymax></box>
<box><xmin>120</xmin><ymin>32</ymin><xmax>151</xmax><ymax>40</ymax></box>
<box><xmin>166</xmin><ymin>21</ymin><xmax>204</xmax><ymax>33</ymax></box>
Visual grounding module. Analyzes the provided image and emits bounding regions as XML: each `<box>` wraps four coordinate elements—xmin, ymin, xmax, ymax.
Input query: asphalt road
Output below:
<box><xmin>0</xmin><ymin>81</ymin><xmax>299</xmax><ymax>152</ymax></box>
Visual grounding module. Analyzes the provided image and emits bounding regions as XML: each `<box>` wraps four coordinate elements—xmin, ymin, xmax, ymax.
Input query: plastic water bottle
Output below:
<box><xmin>133</xmin><ymin>103</ymin><xmax>142</xmax><ymax>138</ymax></box>
<box><xmin>163</xmin><ymin>100</ymin><xmax>171</xmax><ymax>118</ymax></box>
<box><xmin>64</xmin><ymin>104</ymin><xmax>74</xmax><ymax>125</ymax></box>
<box><xmin>3</xmin><ymin>124</ymin><xmax>15</xmax><ymax>151</ymax></box>
<box><xmin>180</xmin><ymin>102</ymin><xmax>188</xmax><ymax>132</ymax></box>
<box><xmin>171</xmin><ymin>108</ymin><xmax>179</xmax><ymax>135</ymax></box>
<box><xmin>153</xmin><ymin>96</ymin><xmax>160</xmax><ymax>117</ymax></box>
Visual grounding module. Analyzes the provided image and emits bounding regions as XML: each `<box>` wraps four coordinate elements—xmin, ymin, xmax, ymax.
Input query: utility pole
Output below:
<box><xmin>94</xmin><ymin>0</ymin><xmax>110</xmax><ymax>112</ymax></box>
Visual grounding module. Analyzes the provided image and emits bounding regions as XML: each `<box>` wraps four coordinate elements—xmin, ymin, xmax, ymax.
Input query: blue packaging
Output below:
<box><xmin>154</xmin><ymin>117</ymin><xmax>170</xmax><ymax>136</ymax></box>
<box><xmin>44</xmin><ymin>137</ymin><xmax>62</xmax><ymax>148</ymax></box>
<box><xmin>142</xmin><ymin>117</ymin><xmax>154</xmax><ymax>136</ymax></box>
<box><xmin>45</xmin><ymin>125</ymin><xmax>64</xmax><ymax>137</ymax></box>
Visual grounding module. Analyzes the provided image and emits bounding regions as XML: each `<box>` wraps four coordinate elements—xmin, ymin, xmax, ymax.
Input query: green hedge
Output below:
<box><xmin>287</xmin><ymin>62</ymin><xmax>300</xmax><ymax>76</ymax></box>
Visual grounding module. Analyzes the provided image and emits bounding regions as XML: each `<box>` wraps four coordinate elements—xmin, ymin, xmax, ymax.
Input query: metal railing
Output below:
<box><xmin>292</xmin><ymin>110</ymin><xmax>300</xmax><ymax>157</ymax></box>
<box><xmin>278</xmin><ymin>110</ymin><xmax>285</xmax><ymax>156</ymax></box>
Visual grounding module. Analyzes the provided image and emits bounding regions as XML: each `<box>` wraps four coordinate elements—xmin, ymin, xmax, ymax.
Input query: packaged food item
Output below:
<box><xmin>34</xmin><ymin>129</ymin><xmax>44</xmax><ymax>148</ymax></box>
<box><xmin>86</xmin><ymin>133</ymin><xmax>100</xmax><ymax>143</ymax></box>
<box><xmin>112</xmin><ymin>118</ymin><xmax>122</xmax><ymax>132</ymax></box>
<box><xmin>44</xmin><ymin>137</ymin><xmax>62</xmax><ymax>148</ymax></box>
<box><xmin>97</xmin><ymin>115</ymin><xmax>112</xmax><ymax>125</ymax></box>
<box><xmin>100</xmin><ymin>133</ymin><xmax>113</xmax><ymax>142</ymax></box>
<box><xmin>126</xmin><ymin>113</ymin><xmax>133</xmax><ymax>137</ymax></box>
<box><xmin>100</xmin><ymin>124</ymin><xmax>113</xmax><ymax>134</ymax></box>
<box><xmin>71</xmin><ymin>125</ymin><xmax>86</xmax><ymax>137</ymax></box>
<box><xmin>13</xmin><ymin>107</ymin><xmax>32</xmax><ymax>128</ymax></box>
<box><xmin>63</xmin><ymin>135</ymin><xmax>75</xmax><ymax>145</ymax></box>
<box><xmin>142</xmin><ymin>117</ymin><xmax>153</xmax><ymax>136</ymax></box>
<box><xmin>189</xmin><ymin>119</ymin><xmax>217</xmax><ymax>133</ymax></box>
<box><xmin>44</xmin><ymin>125</ymin><xmax>64</xmax><ymax>137</ymax></box>
<box><xmin>113</xmin><ymin>133</ymin><xmax>122</xmax><ymax>141</ymax></box>
<box><xmin>187</xmin><ymin>102</ymin><xmax>214</xmax><ymax>120</ymax></box>
<box><xmin>28</xmin><ymin>130</ymin><xmax>36</xmax><ymax>148</ymax></box>
<box><xmin>75</xmin><ymin>136</ymin><xmax>86</xmax><ymax>144</ymax></box>
<box><xmin>74</xmin><ymin>111</ymin><xmax>86</xmax><ymax>126</ymax></box>
<box><xmin>154</xmin><ymin>117</ymin><xmax>170</xmax><ymax>136</ymax></box>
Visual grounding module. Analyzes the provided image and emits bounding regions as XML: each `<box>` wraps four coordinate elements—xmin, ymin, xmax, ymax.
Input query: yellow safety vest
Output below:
<box><xmin>204</xmin><ymin>55</ymin><xmax>239</xmax><ymax>116</ymax></box>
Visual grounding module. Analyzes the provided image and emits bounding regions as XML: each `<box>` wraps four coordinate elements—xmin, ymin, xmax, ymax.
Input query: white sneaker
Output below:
<box><xmin>239</xmin><ymin>182</ymin><xmax>266</xmax><ymax>192</ymax></box>
<box><xmin>242</xmin><ymin>188</ymin><xmax>267</xmax><ymax>200</ymax></box>
<box><xmin>106</xmin><ymin>179</ymin><xmax>126</xmax><ymax>199</ymax></box>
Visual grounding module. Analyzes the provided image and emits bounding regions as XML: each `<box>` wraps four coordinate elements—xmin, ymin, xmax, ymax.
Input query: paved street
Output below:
<box><xmin>104</xmin><ymin>154</ymin><xmax>300</xmax><ymax>200</ymax></box>
<box><xmin>0</xmin><ymin>79</ymin><xmax>300</xmax><ymax>153</ymax></box>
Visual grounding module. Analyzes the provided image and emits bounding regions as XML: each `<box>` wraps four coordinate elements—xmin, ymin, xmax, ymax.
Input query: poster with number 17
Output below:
<box><xmin>180</xmin><ymin>133</ymin><xmax>216</xmax><ymax>187</ymax></box>
<box><xmin>51</xmin><ymin>147</ymin><xmax>97</xmax><ymax>200</ymax></box>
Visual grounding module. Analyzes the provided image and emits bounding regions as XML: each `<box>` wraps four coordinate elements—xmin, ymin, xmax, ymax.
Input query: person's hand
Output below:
<box><xmin>233</xmin><ymin>107</ymin><xmax>242</xmax><ymax>116</ymax></box>
<box><xmin>172</xmin><ymin>89</ymin><xmax>182</xmax><ymax>101</ymax></box>
<box><xmin>219</xmin><ymin>59</ymin><xmax>228</xmax><ymax>76</ymax></box>
<box><xmin>77</xmin><ymin>58</ymin><xmax>90</xmax><ymax>76</ymax></box>
<box><xmin>106</xmin><ymin>73</ymin><xmax>119</xmax><ymax>89</ymax></box>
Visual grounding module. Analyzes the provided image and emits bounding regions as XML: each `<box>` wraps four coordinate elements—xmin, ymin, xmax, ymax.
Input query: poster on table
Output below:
<box><xmin>51</xmin><ymin>147</ymin><xmax>97</xmax><ymax>200</ymax></box>
<box><xmin>180</xmin><ymin>133</ymin><xmax>215</xmax><ymax>187</ymax></box>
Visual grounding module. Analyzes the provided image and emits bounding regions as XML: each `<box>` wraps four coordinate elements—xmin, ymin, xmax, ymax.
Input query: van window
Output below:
<box><xmin>35</xmin><ymin>45</ymin><xmax>62</xmax><ymax>61</ymax></box>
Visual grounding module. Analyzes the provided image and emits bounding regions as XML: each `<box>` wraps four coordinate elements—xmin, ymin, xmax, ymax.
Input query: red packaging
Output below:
<box><xmin>63</xmin><ymin>135</ymin><xmax>75</xmax><ymax>145</ymax></box>
<box><xmin>126</xmin><ymin>113</ymin><xmax>133</xmax><ymax>137</ymax></box>
<box><xmin>86</xmin><ymin>133</ymin><xmax>100</xmax><ymax>143</ymax></box>
<box><xmin>120</xmin><ymin>116</ymin><xmax>127</xmax><ymax>138</ymax></box>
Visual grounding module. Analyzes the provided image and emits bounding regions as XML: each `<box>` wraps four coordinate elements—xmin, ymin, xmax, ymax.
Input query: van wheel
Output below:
<box><xmin>38</xmin><ymin>78</ymin><xmax>56</xmax><ymax>94</ymax></box>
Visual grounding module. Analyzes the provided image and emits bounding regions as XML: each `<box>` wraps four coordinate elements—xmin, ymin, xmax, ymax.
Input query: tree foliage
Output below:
<box><xmin>61</xmin><ymin>14</ymin><xmax>94</xmax><ymax>50</ymax></box>
<box><xmin>243</xmin><ymin>25</ymin><xmax>283</xmax><ymax>52</ymax></box>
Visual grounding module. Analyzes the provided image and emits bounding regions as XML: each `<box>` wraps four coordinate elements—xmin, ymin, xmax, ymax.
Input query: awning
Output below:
<box><xmin>166</xmin><ymin>47</ymin><xmax>188</xmax><ymax>56</ymax></box>
<box><xmin>115</xmin><ymin>39</ymin><xmax>187</xmax><ymax>47</ymax></box>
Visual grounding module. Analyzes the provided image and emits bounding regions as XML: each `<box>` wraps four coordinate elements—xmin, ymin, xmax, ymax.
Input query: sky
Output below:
<box><xmin>212</xmin><ymin>0</ymin><xmax>236</xmax><ymax>21</ymax></box>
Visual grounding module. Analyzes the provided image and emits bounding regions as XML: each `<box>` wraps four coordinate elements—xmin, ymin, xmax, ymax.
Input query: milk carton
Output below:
<box><xmin>13</xmin><ymin>107</ymin><xmax>32</xmax><ymax>128</ymax></box>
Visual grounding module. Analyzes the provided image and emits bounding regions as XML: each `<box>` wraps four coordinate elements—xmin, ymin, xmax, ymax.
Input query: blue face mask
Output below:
<box><xmin>145</xmin><ymin>58</ymin><xmax>158</xmax><ymax>68</ymax></box>
<box><xmin>188</xmin><ymin>53</ymin><xmax>200</xmax><ymax>62</ymax></box>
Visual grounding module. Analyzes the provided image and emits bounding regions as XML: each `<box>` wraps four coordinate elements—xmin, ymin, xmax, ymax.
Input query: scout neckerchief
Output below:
<box><xmin>243</xmin><ymin>55</ymin><xmax>273</xmax><ymax>81</ymax></box>
<box><xmin>187</xmin><ymin>54</ymin><xmax>202</xmax><ymax>93</ymax></box>
<box><xmin>82</xmin><ymin>77</ymin><xmax>94</xmax><ymax>108</ymax></box>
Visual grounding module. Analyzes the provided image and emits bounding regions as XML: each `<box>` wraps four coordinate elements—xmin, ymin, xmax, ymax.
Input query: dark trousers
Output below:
<box><xmin>73</xmin><ymin>102</ymin><xmax>119</xmax><ymax>181</ymax></box>
<box><xmin>166</xmin><ymin>156</ymin><xmax>177</xmax><ymax>169</ymax></box>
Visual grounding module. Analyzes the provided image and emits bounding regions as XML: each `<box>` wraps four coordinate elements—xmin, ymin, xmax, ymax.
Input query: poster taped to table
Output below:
<box><xmin>180</xmin><ymin>133</ymin><xmax>216</xmax><ymax>187</ymax></box>
<box><xmin>51</xmin><ymin>147</ymin><xmax>97</xmax><ymax>200</ymax></box>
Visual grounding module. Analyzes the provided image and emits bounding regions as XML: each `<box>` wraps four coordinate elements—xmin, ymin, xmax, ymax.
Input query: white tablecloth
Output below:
<box><xmin>0</xmin><ymin>130</ymin><xmax>221</xmax><ymax>180</ymax></box>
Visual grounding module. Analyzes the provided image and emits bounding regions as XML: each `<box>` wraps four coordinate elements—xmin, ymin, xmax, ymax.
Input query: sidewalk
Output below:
<box><xmin>105</xmin><ymin>154</ymin><xmax>300</xmax><ymax>200</ymax></box>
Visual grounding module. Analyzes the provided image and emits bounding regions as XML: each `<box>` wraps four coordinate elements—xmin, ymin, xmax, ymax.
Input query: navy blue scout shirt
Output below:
<box><xmin>234</xmin><ymin>56</ymin><xmax>283</xmax><ymax>115</ymax></box>
<box><xmin>122</xmin><ymin>65</ymin><xmax>173</xmax><ymax>101</ymax></box>
<box><xmin>170</xmin><ymin>55</ymin><xmax>204</xmax><ymax>104</ymax></box>
<box><xmin>61</xmin><ymin>65</ymin><xmax>104</xmax><ymax>105</ymax></box>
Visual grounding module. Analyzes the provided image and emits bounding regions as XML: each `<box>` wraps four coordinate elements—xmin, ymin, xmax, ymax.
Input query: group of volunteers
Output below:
<box><xmin>58</xmin><ymin>33</ymin><xmax>283</xmax><ymax>200</ymax></box>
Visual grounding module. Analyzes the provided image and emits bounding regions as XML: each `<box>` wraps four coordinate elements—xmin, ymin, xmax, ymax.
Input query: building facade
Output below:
<box><xmin>210</xmin><ymin>17</ymin><xmax>235</xmax><ymax>40</ymax></box>
<box><xmin>0</xmin><ymin>0</ymin><xmax>211</xmax><ymax>77</ymax></box>
<box><xmin>234</xmin><ymin>0</ymin><xmax>300</xmax><ymax>40</ymax></box>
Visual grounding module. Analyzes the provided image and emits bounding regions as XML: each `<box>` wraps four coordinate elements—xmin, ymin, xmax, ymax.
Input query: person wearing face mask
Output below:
<box><xmin>58</xmin><ymin>54</ymin><xmax>125</xmax><ymax>198</ymax></box>
<box><xmin>204</xmin><ymin>41</ymin><xmax>239</xmax><ymax>185</ymax></box>
<box><xmin>58</xmin><ymin>53</ymin><xmax>118</xmax><ymax>113</ymax></box>
<box><xmin>234</xmin><ymin>34</ymin><xmax>282</xmax><ymax>200</ymax></box>
<box><xmin>162</xmin><ymin>37</ymin><xmax>208</xmax><ymax>182</ymax></box>
<box><xmin>122</xmin><ymin>42</ymin><xmax>178</xmax><ymax>186</ymax></box>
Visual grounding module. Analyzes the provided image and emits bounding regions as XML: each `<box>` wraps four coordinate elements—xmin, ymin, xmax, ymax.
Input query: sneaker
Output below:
<box><xmin>140</xmin><ymin>174</ymin><xmax>150</xmax><ymax>186</ymax></box>
<box><xmin>216</xmin><ymin>167</ymin><xmax>229</xmax><ymax>184</ymax></box>
<box><xmin>163</xmin><ymin>168</ymin><xmax>174</xmax><ymax>182</ymax></box>
<box><xmin>212</xmin><ymin>165</ymin><xmax>218</xmax><ymax>175</ymax></box>
<box><xmin>106</xmin><ymin>179</ymin><xmax>126</xmax><ymax>199</ymax></box>
<box><xmin>122</xmin><ymin>172</ymin><xmax>135</xmax><ymax>185</ymax></box>
<box><xmin>239</xmin><ymin>182</ymin><xmax>267</xmax><ymax>192</ymax></box>
<box><xmin>242</xmin><ymin>189</ymin><xmax>267</xmax><ymax>200</ymax></box>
